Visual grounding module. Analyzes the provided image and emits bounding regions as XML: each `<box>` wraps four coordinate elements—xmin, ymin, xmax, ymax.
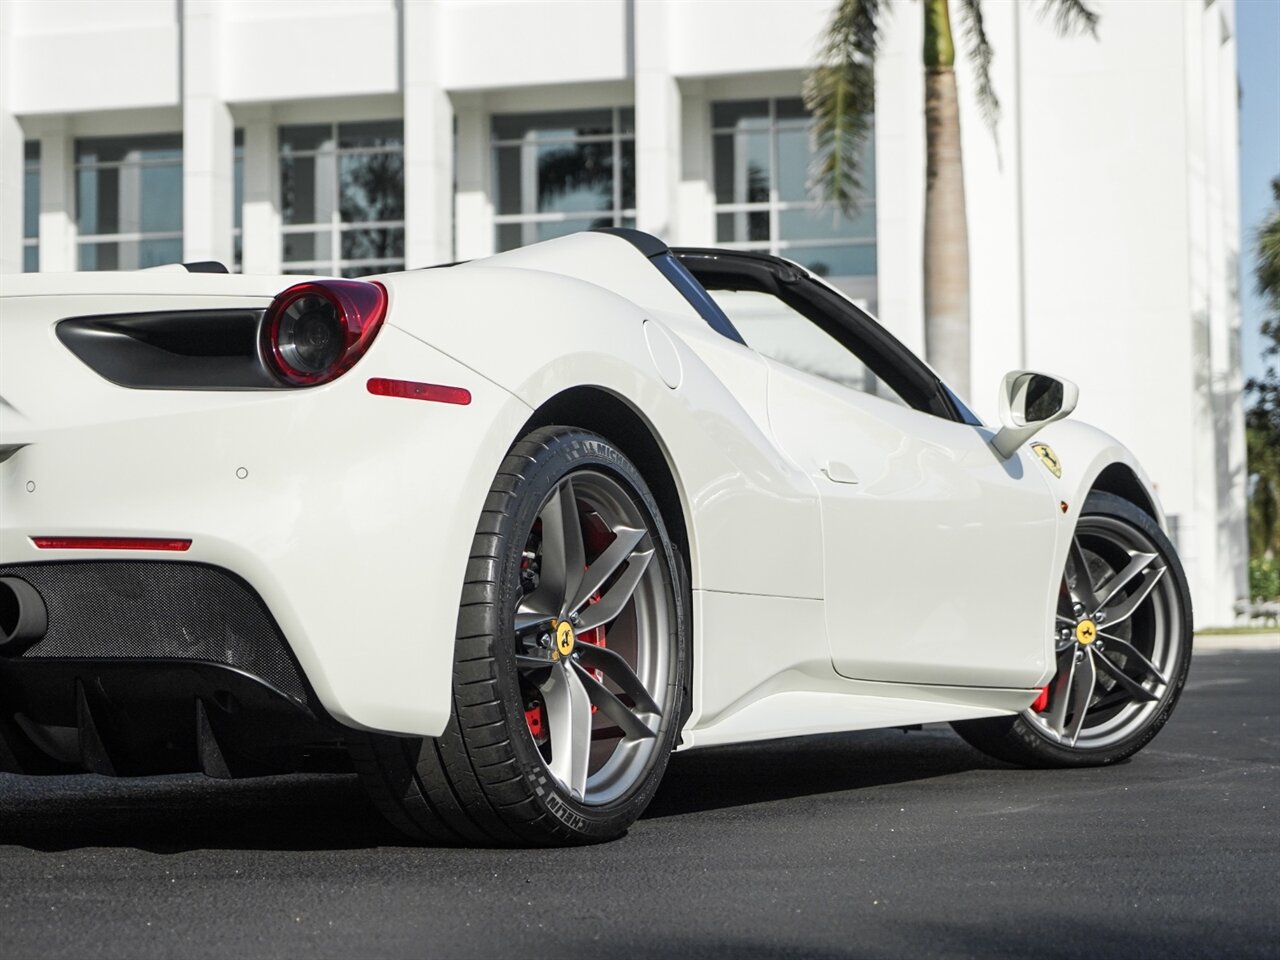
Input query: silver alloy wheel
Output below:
<box><xmin>513</xmin><ymin>470</ymin><xmax>672</xmax><ymax>806</ymax></box>
<box><xmin>1024</xmin><ymin>515</ymin><xmax>1184</xmax><ymax>749</ymax></box>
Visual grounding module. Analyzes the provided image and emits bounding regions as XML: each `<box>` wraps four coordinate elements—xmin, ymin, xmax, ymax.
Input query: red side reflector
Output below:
<box><xmin>367</xmin><ymin>377</ymin><xmax>471</xmax><ymax>405</ymax></box>
<box><xmin>32</xmin><ymin>537</ymin><xmax>192</xmax><ymax>552</ymax></box>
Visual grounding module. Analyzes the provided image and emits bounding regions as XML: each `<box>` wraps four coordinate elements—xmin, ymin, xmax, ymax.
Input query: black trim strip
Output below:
<box><xmin>182</xmin><ymin>261</ymin><xmax>230</xmax><ymax>274</ymax></box>
<box><xmin>674</xmin><ymin>247</ymin><xmax>969</xmax><ymax>423</ymax></box>
<box><xmin>593</xmin><ymin>227</ymin><xmax>747</xmax><ymax>345</ymax></box>
<box><xmin>57</xmin><ymin>309</ymin><xmax>279</xmax><ymax>390</ymax></box>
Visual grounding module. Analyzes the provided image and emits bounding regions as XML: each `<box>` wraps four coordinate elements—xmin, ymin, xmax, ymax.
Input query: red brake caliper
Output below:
<box><xmin>525</xmin><ymin>703</ymin><xmax>545</xmax><ymax>737</ymax></box>
<box><xmin>1031</xmin><ymin>686</ymin><xmax>1050</xmax><ymax>712</ymax></box>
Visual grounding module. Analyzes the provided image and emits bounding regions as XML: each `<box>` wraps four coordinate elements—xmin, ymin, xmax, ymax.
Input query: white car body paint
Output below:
<box><xmin>0</xmin><ymin>233</ymin><xmax>1167</xmax><ymax>747</ymax></box>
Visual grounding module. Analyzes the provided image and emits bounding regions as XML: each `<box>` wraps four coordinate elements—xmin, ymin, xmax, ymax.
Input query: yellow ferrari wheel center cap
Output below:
<box><xmin>554</xmin><ymin>620</ymin><xmax>576</xmax><ymax>658</ymax></box>
<box><xmin>1075</xmin><ymin>619</ymin><xmax>1098</xmax><ymax>645</ymax></box>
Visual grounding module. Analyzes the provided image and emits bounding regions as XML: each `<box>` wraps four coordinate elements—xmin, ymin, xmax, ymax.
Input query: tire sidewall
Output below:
<box><xmin>483</xmin><ymin>430</ymin><xmax>687</xmax><ymax>838</ymax></box>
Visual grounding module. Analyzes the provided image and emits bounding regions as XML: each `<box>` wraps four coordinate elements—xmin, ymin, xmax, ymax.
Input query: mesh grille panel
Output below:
<box><xmin>0</xmin><ymin>562</ymin><xmax>309</xmax><ymax>705</ymax></box>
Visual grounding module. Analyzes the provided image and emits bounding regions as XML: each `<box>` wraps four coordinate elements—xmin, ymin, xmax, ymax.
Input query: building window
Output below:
<box><xmin>75</xmin><ymin>134</ymin><xmax>183</xmax><ymax>271</ymax></box>
<box><xmin>279</xmin><ymin>120</ymin><xmax>405</xmax><ymax>278</ymax></box>
<box><xmin>233</xmin><ymin>129</ymin><xmax>244</xmax><ymax>273</ymax></box>
<box><xmin>23</xmin><ymin>141</ymin><xmax>38</xmax><ymax>272</ymax></box>
<box><xmin>712</xmin><ymin>97</ymin><xmax>876</xmax><ymax>280</ymax></box>
<box><xmin>492</xmin><ymin>108</ymin><xmax>635</xmax><ymax>252</ymax></box>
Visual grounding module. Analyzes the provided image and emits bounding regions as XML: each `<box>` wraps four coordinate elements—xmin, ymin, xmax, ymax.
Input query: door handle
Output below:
<box><xmin>821</xmin><ymin>461</ymin><xmax>860</xmax><ymax>484</ymax></box>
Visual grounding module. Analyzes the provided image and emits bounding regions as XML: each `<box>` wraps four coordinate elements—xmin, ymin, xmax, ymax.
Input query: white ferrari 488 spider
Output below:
<box><xmin>0</xmin><ymin>229</ymin><xmax>1192</xmax><ymax>845</ymax></box>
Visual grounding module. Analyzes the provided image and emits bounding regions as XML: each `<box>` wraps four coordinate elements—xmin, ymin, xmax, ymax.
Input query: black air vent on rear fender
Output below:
<box><xmin>57</xmin><ymin>310</ymin><xmax>281</xmax><ymax>390</ymax></box>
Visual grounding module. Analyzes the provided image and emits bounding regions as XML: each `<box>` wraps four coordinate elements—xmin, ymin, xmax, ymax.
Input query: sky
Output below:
<box><xmin>1238</xmin><ymin>0</ymin><xmax>1280</xmax><ymax>385</ymax></box>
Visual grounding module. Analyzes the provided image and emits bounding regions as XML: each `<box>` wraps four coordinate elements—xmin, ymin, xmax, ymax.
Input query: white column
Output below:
<box><xmin>1204</xmin><ymin>3</ymin><xmax>1248</xmax><ymax>621</ymax></box>
<box><xmin>402</xmin><ymin>0</ymin><xmax>454</xmax><ymax>268</ymax></box>
<box><xmin>675</xmin><ymin>79</ymin><xmax>714</xmax><ymax>247</ymax></box>
<box><xmin>0</xmin><ymin>115</ymin><xmax>22</xmax><ymax>276</ymax></box>
<box><xmin>1215</xmin><ymin>2</ymin><xmax>1248</xmax><ymax>618</ymax></box>
<box><xmin>182</xmin><ymin>0</ymin><xmax>234</xmax><ymax>266</ymax></box>
<box><xmin>633</xmin><ymin>0</ymin><xmax>680</xmax><ymax>242</ymax></box>
<box><xmin>118</xmin><ymin>161</ymin><xmax>143</xmax><ymax>270</ymax></box>
<box><xmin>240</xmin><ymin>107</ymin><xmax>281</xmax><ymax>275</ymax></box>
<box><xmin>38</xmin><ymin>123</ymin><xmax>74</xmax><ymax>273</ymax></box>
<box><xmin>0</xmin><ymin>0</ymin><xmax>23</xmax><ymax>275</ymax></box>
<box><xmin>454</xmin><ymin>93</ymin><xmax>493</xmax><ymax>260</ymax></box>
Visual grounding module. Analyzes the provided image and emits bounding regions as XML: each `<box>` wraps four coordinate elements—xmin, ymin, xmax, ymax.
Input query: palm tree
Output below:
<box><xmin>806</xmin><ymin>0</ymin><xmax>1099</xmax><ymax>397</ymax></box>
<box><xmin>1246</xmin><ymin>176</ymin><xmax>1280</xmax><ymax>566</ymax></box>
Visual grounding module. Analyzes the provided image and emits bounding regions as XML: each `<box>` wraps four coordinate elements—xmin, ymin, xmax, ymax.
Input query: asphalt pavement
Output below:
<box><xmin>1</xmin><ymin>641</ymin><xmax>1275</xmax><ymax>960</ymax></box>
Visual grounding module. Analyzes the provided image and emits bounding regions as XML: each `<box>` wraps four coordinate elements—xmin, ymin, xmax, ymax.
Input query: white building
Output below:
<box><xmin>0</xmin><ymin>0</ymin><xmax>1247</xmax><ymax>624</ymax></box>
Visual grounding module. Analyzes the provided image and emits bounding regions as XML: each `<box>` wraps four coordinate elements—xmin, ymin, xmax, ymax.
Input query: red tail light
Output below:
<box><xmin>262</xmin><ymin>279</ymin><xmax>388</xmax><ymax>386</ymax></box>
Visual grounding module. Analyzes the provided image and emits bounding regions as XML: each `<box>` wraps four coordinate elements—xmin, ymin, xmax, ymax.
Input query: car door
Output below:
<box><xmin>689</xmin><ymin>260</ymin><xmax>1062</xmax><ymax>690</ymax></box>
<box><xmin>764</xmin><ymin>358</ymin><xmax>1060</xmax><ymax>688</ymax></box>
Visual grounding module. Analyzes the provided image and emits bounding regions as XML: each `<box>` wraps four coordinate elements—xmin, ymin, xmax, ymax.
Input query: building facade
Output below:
<box><xmin>0</xmin><ymin>0</ymin><xmax>1248</xmax><ymax>624</ymax></box>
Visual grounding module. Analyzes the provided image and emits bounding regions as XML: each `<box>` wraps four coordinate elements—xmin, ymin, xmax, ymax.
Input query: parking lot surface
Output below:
<box><xmin>1</xmin><ymin>643</ymin><xmax>1275</xmax><ymax>959</ymax></box>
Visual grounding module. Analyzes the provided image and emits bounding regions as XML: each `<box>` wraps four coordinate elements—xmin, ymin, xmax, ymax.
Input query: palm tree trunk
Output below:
<box><xmin>923</xmin><ymin>0</ymin><xmax>971</xmax><ymax>398</ymax></box>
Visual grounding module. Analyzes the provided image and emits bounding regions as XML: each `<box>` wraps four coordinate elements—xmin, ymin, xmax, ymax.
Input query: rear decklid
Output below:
<box><xmin>0</xmin><ymin>272</ymin><xmax>300</xmax><ymax>443</ymax></box>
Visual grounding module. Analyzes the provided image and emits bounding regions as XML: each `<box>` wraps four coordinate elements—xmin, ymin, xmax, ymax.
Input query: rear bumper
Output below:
<box><xmin>0</xmin><ymin>319</ymin><xmax>535</xmax><ymax>737</ymax></box>
<box><xmin>0</xmin><ymin>658</ymin><xmax>345</xmax><ymax>778</ymax></box>
<box><xmin>0</xmin><ymin>560</ymin><xmax>344</xmax><ymax>777</ymax></box>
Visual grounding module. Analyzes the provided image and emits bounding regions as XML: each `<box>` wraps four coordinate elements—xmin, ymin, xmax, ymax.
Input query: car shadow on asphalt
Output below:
<box><xmin>0</xmin><ymin>770</ymin><xmax>412</xmax><ymax>853</ymax></box>
<box><xmin>0</xmin><ymin>727</ymin><xmax>1006</xmax><ymax>853</ymax></box>
<box><xmin>644</xmin><ymin>725</ymin><xmax>1011</xmax><ymax>819</ymax></box>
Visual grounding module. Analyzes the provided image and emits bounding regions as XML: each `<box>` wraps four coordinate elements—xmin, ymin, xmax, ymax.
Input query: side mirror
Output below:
<box><xmin>991</xmin><ymin>370</ymin><xmax>1079</xmax><ymax>459</ymax></box>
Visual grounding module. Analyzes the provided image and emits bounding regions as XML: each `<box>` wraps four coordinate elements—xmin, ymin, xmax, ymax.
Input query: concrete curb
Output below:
<box><xmin>1193</xmin><ymin>631</ymin><xmax>1280</xmax><ymax>653</ymax></box>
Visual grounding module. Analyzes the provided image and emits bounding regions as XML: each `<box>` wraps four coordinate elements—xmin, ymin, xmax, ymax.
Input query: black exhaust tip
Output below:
<box><xmin>0</xmin><ymin>577</ymin><xmax>47</xmax><ymax>649</ymax></box>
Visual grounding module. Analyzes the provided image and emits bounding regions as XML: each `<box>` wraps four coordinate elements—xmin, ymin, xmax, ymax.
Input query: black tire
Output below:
<box><xmin>352</xmin><ymin>426</ymin><xmax>689</xmax><ymax>845</ymax></box>
<box><xmin>952</xmin><ymin>492</ymin><xmax>1193</xmax><ymax>768</ymax></box>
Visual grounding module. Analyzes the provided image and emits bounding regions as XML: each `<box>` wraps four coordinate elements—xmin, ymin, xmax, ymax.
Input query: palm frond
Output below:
<box><xmin>1040</xmin><ymin>0</ymin><xmax>1100</xmax><ymax>39</ymax></box>
<box><xmin>805</xmin><ymin>0</ymin><xmax>884</xmax><ymax>215</ymax></box>
<box><xmin>957</xmin><ymin>0</ymin><xmax>1000</xmax><ymax>135</ymax></box>
<box><xmin>1256</xmin><ymin>176</ymin><xmax>1280</xmax><ymax>314</ymax></box>
<box><xmin>806</xmin><ymin>60</ymin><xmax>876</xmax><ymax>215</ymax></box>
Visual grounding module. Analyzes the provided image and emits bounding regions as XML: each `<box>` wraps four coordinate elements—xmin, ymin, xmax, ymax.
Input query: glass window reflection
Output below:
<box><xmin>74</xmin><ymin>134</ymin><xmax>183</xmax><ymax>272</ymax></box>
<box><xmin>492</xmin><ymin>107</ymin><xmax>635</xmax><ymax>253</ymax></box>
<box><xmin>279</xmin><ymin>119</ymin><xmax>405</xmax><ymax>276</ymax></box>
<box><xmin>711</xmin><ymin>97</ymin><xmax>876</xmax><ymax>280</ymax></box>
<box><xmin>23</xmin><ymin>141</ymin><xmax>38</xmax><ymax>272</ymax></box>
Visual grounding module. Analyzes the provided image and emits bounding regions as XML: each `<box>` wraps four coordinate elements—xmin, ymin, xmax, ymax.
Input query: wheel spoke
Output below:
<box><xmin>516</xmin><ymin>651</ymin><xmax>554</xmax><ymax>668</ymax></box>
<box><xmin>1093</xmin><ymin>551</ymin><xmax>1159</xmax><ymax>611</ymax></box>
<box><xmin>1086</xmin><ymin>689</ymin><xmax>1130</xmax><ymax>714</ymax></box>
<box><xmin>534</xmin><ymin>479</ymin><xmax>586</xmax><ymax>620</ymax></box>
<box><xmin>541</xmin><ymin>661</ymin><xmax>593</xmax><ymax>800</ymax></box>
<box><xmin>572</xmin><ymin>643</ymin><xmax>661</xmax><ymax>715</ymax></box>
<box><xmin>1045</xmin><ymin>648</ymin><xmax>1078</xmax><ymax>735</ymax></box>
<box><xmin>1067</xmin><ymin>537</ymin><xmax>1100</xmax><ymax>612</ymax></box>
<box><xmin>1092</xmin><ymin>650</ymin><xmax>1160</xmax><ymax>703</ymax></box>
<box><xmin>568</xmin><ymin>526</ymin><xmax>646</xmax><ymax>615</ymax></box>
<box><xmin>1097</xmin><ymin>632</ymin><xmax>1168</xmax><ymax>685</ymax></box>
<box><xmin>1099</xmin><ymin>564</ymin><xmax>1166</xmax><ymax>627</ymax></box>
<box><xmin>576</xmin><ymin>549</ymin><xmax>655</xmax><ymax>631</ymax></box>
<box><xmin>1065</xmin><ymin>649</ymin><xmax>1098</xmax><ymax>746</ymax></box>
<box><xmin>514</xmin><ymin>612</ymin><xmax>555</xmax><ymax>635</ymax></box>
<box><xmin>571</xmin><ymin>661</ymin><xmax>657</xmax><ymax>740</ymax></box>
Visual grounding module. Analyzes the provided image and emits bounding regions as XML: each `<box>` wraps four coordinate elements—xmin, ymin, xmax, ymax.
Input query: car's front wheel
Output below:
<box><xmin>353</xmin><ymin>426</ymin><xmax>688</xmax><ymax>845</ymax></box>
<box><xmin>953</xmin><ymin>492</ymin><xmax>1193</xmax><ymax>767</ymax></box>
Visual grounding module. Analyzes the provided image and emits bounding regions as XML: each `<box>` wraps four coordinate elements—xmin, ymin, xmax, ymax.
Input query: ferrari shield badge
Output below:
<box><xmin>1031</xmin><ymin>442</ymin><xmax>1062</xmax><ymax>478</ymax></box>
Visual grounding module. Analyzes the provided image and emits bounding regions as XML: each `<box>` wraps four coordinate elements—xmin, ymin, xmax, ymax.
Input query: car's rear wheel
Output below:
<box><xmin>952</xmin><ymin>492</ymin><xmax>1192</xmax><ymax>767</ymax></box>
<box><xmin>353</xmin><ymin>426</ymin><xmax>688</xmax><ymax>845</ymax></box>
